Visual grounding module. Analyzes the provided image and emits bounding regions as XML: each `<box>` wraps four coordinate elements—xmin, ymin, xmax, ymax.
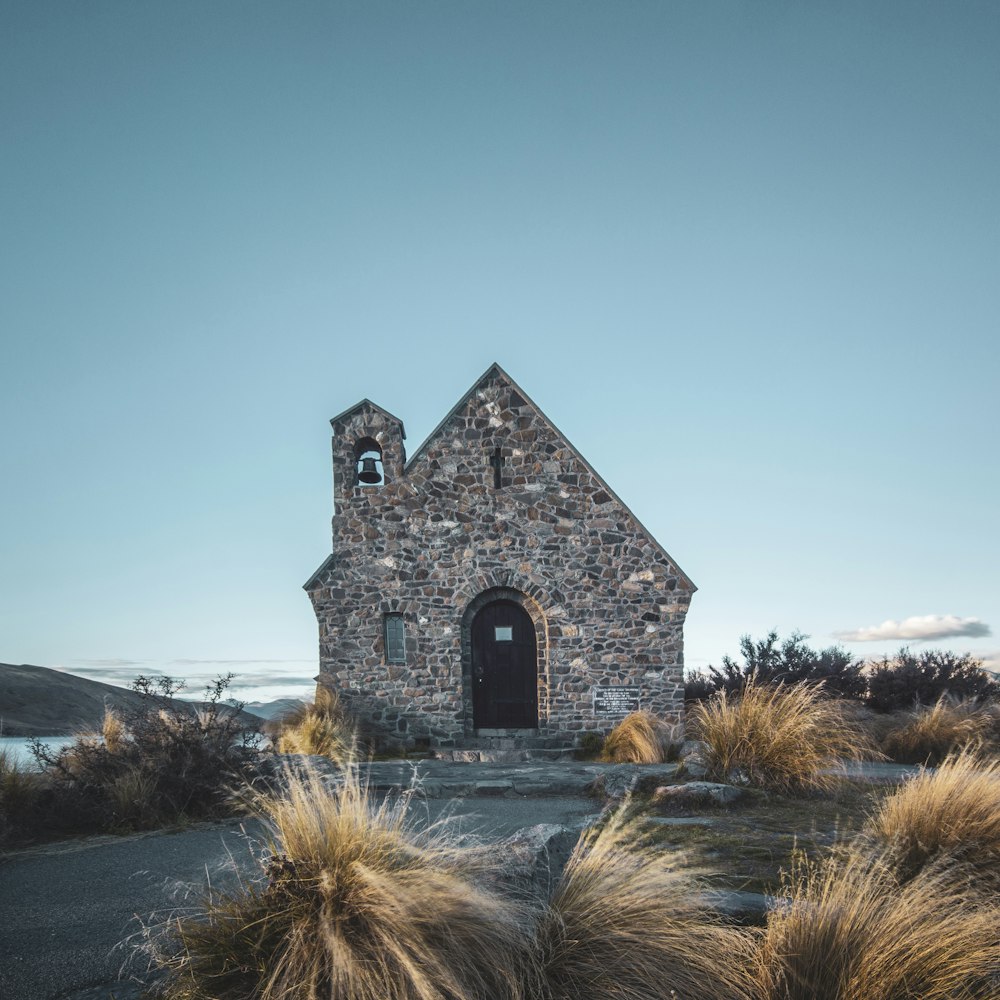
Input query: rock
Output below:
<box><xmin>474</xmin><ymin>779</ymin><xmax>514</xmax><ymax>795</ymax></box>
<box><xmin>588</xmin><ymin>763</ymin><xmax>683</xmax><ymax>800</ymax></box>
<box><xmin>493</xmin><ymin>823</ymin><xmax>582</xmax><ymax>899</ymax></box>
<box><xmin>645</xmin><ymin>815</ymin><xmax>719</xmax><ymax>828</ymax></box>
<box><xmin>654</xmin><ymin>781</ymin><xmax>746</xmax><ymax>807</ymax></box>
<box><xmin>701</xmin><ymin>890</ymin><xmax>775</xmax><ymax>926</ymax></box>
<box><xmin>591</xmin><ymin>764</ymin><xmax>640</xmax><ymax>799</ymax></box>
<box><xmin>678</xmin><ymin>740</ymin><xmax>709</xmax><ymax>779</ymax></box>
<box><xmin>633</xmin><ymin>763</ymin><xmax>681</xmax><ymax>793</ymax></box>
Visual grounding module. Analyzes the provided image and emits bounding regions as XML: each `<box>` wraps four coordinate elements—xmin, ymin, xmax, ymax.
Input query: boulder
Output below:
<box><xmin>678</xmin><ymin>740</ymin><xmax>709</xmax><ymax>779</ymax></box>
<box><xmin>654</xmin><ymin>781</ymin><xmax>746</xmax><ymax>808</ymax></box>
<box><xmin>701</xmin><ymin>889</ymin><xmax>776</xmax><ymax>926</ymax></box>
<box><xmin>493</xmin><ymin>822</ymin><xmax>583</xmax><ymax>899</ymax></box>
<box><xmin>589</xmin><ymin>763</ymin><xmax>682</xmax><ymax>800</ymax></box>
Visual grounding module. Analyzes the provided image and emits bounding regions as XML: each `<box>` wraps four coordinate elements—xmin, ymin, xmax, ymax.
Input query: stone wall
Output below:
<box><xmin>306</xmin><ymin>366</ymin><xmax>694</xmax><ymax>748</ymax></box>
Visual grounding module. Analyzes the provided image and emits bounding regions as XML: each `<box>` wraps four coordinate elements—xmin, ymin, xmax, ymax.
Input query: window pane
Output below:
<box><xmin>495</xmin><ymin>626</ymin><xmax>513</xmax><ymax>641</ymax></box>
<box><xmin>385</xmin><ymin>615</ymin><xmax>405</xmax><ymax>663</ymax></box>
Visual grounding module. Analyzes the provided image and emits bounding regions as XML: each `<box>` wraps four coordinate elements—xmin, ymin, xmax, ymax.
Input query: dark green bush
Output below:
<box><xmin>576</xmin><ymin>730</ymin><xmax>606</xmax><ymax>759</ymax></box>
<box><xmin>690</xmin><ymin>631</ymin><xmax>866</xmax><ymax>701</ymax></box>
<box><xmin>684</xmin><ymin>671</ymin><xmax>717</xmax><ymax>703</ymax></box>
<box><xmin>865</xmin><ymin>649</ymin><xmax>999</xmax><ymax>712</ymax></box>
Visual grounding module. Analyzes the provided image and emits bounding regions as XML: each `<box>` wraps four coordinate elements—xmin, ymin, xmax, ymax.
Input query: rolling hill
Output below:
<box><xmin>0</xmin><ymin>663</ymin><xmax>262</xmax><ymax>737</ymax></box>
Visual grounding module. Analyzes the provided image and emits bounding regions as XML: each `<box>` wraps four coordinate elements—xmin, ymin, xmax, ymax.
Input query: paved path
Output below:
<box><xmin>0</xmin><ymin>794</ymin><xmax>599</xmax><ymax>1000</ymax></box>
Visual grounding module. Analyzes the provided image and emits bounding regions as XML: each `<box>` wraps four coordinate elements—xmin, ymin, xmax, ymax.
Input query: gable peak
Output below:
<box><xmin>329</xmin><ymin>398</ymin><xmax>406</xmax><ymax>438</ymax></box>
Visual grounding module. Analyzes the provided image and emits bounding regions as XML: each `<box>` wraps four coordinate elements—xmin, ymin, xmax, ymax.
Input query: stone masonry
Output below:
<box><xmin>304</xmin><ymin>363</ymin><xmax>695</xmax><ymax>749</ymax></box>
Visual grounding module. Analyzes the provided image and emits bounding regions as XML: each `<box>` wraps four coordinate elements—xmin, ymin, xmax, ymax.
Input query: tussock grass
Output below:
<box><xmin>274</xmin><ymin>685</ymin><xmax>355</xmax><ymax>762</ymax></box>
<box><xmin>532</xmin><ymin>805</ymin><xmax>755</xmax><ymax>1000</ymax></box>
<box><xmin>689</xmin><ymin>681</ymin><xmax>877</xmax><ymax>793</ymax></box>
<box><xmin>754</xmin><ymin>848</ymin><xmax>1000</xmax><ymax>1000</ymax></box>
<box><xmin>865</xmin><ymin>749</ymin><xmax>1000</xmax><ymax>884</ymax></box>
<box><xmin>600</xmin><ymin>711</ymin><xmax>674</xmax><ymax>764</ymax></box>
<box><xmin>101</xmin><ymin>706</ymin><xmax>127</xmax><ymax>754</ymax></box>
<box><xmin>880</xmin><ymin>696</ymin><xmax>990</xmax><ymax>764</ymax></box>
<box><xmin>154</xmin><ymin>762</ymin><xmax>534</xmax><ymax>1000</ymax></box>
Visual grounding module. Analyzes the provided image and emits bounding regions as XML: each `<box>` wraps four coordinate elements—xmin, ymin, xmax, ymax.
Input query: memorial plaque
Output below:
<box><xmin>593</xmin><ymin>686</ymin><xmax>641</xmax><ymax>717</ymax></box>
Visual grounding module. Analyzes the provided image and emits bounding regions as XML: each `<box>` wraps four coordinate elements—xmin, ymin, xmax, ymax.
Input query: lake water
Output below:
<box><xmin>0</xmin><ymin>735</ymin><xmax>75</xmax><ymax>768</ymax></box>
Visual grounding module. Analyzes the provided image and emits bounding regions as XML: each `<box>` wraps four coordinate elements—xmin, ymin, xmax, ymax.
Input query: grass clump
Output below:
<box><xmin>880</xmin><ymin>696</ymin><xmax>990</xmax><ymax>764</ymax></box>
<box><xmin>689</xmin><ymin>681</ymin><xmax>876</xmax><ymax>793</ymax></box>
<box><xmin>533</xmin><ymin>805</ymin><xmax>754</xmax><ymax>1000</ymax></box>
<box><xmin>153</xmin><ymin>762</ymin><xmax>533</xmax><ymax>1000</ymax></box>
<box><xmin>600</xmin><ymin>711</ymin><xmax>675</xmax><ymax>764</ymax></box>
<box><xmin>865</xmin><ymin>749</ymin><xmax>1000</xmax><ymax>885</ymax></box>
<box><xmin>753</xmin><ymin>848</ymin><xmax>1000</xmax><ymax>1000</ymax></box>
<box><xmin>272</xmin><ymin>684</ymin><xmax>355</xmax><ymax>762</ymax></box>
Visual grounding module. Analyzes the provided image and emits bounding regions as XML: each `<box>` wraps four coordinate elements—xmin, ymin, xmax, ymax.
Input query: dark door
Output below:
<box><xmin>471</xmin><ymin>600</ymin><xmax>538</xmax><ymax>729</ymax></box>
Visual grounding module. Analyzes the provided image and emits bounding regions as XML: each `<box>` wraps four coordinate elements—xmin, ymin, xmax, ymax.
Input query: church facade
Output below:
<box><xmin>304</xmin><ymin>363</ymin><xmax>694</xmax><ymax>748</ymax></box>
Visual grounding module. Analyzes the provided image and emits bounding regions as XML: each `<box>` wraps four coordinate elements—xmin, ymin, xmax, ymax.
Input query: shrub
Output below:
<box><xmin>272</xmin><ymin>684</ymin><xmax>355</xmax><ymax>762</ymax></box>
<box><xmin>865</xmin><ymin>749</ymin><xmax>1000</xmax><ymax>885</ymax></box>
<box><xmin>600</xmin><ymin>711</ymin><xmax>674</xmax><ymax>764</ymax></box>
<box><xmin>0</xmin><ymin>747</ymin><xmax>45</xmax><ymax>844</ymax></box>
<box><xmin>151</xmin><ymin>762</ymin><xmax>534</xmax><ymax>1000</ymax></box>
<box><xmin>575</xmin><ymin>731</ymin><xmax>605</xmax><ymax>760</ymax></box>
<box><xmin>880</xmin><ymin>696</ymin><xmax>990</xmax><ymax>764</ymax></box>
<box><xmin>689</xmin><ymin>681</ymin><xmax>877</xmax><ymax>793</ymax></box>
<box><xmin>533</xmin><ymin>804</ymin><xmax>755</xmax><ymax>1000</ymax></box>
<box><xmin>31</xmin><ymin>674</ymin><xmax>260</xmax><ymax>834</ymax></box>
<box><xmin>684</xmin><ymin>670</ymin><xmax>717</xmax><ymax>703</ymax></box>
<box><xmin>697</xmin><ymin>631</ymin><xmax>865</xmax><ymax>700</ymax></box>
<box><xmin>753</xmin><ymin>847</ymin><xmax>1000</xmax><ymax>1000</ymax></box>
<box><xmin>865</xmin><ymin>649</ymin><xmax>999</xmax><ymax>712</ymax></box>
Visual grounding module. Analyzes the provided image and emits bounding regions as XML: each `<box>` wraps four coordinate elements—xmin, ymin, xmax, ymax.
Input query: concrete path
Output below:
<box><xmin>0</xmin><ymin>793</ymin><xmax>600</xmax><ymax>1000</ymax></box>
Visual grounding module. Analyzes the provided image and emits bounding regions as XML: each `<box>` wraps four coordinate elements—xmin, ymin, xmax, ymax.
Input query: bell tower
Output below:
<box><xmin>328</xmin><ymin>399</ymin><xmax>407</xmax><ymax>514</ymax></box>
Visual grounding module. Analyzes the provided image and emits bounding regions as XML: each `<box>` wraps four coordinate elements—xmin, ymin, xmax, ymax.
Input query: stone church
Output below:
<box><xmin>304</xmin><ymin>363</ymin><xmax>694</xmax><ymax>749</ymax></box>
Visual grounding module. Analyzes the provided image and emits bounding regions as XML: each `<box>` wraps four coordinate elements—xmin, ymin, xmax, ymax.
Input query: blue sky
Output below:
<box><xmin>1</xmin><ymin>1</ymin><xmax>997</xmax><ymax>702</ymax></box>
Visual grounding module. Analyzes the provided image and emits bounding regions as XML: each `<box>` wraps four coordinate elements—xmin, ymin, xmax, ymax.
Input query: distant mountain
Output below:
<box><xmin>0</xmin><ymin>663</ymin><xmax>260</xmax><ymax>737</ymax></box>
<box><xmin>243</xmin><ymin>697</ymin><xmax>306</xmax><ymax>721</ymax></box>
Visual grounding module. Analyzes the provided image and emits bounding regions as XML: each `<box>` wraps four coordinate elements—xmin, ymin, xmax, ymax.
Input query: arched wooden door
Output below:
<box><xmin>471</xmin><ymin>600</ymin><xmax>538</xmax><ymax>729</ymax></box>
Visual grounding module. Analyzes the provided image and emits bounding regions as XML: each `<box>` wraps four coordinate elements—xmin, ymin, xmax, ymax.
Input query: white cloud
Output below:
<box><xmin>169</xmin><ymin>658</ymin><xmax>312</xmax><ymax>666</ymax></box>
<box><xmin>71</xmin><ymin>658</ymin><xmax>149</xmax><ymax>667</ymax></box>
<box><xmin>834</xmin><ymin>615</ymin><xmax>992</xmax><ymax>643</ymax></box>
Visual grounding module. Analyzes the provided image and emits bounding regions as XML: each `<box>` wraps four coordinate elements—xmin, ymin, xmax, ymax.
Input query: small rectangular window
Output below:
<box><xmin>494</xmin><ymin>626</ymin><xmax>513</xmax><ymax>641</ymax></box>
<box><xmin>384</xmin><ymin>614</ymin><xmax>406</xmax><ymax>663</ymax></box>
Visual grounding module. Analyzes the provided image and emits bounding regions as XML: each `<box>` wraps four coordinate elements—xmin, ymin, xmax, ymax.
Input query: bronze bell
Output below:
<box><xmin>358</xmin><ymin>456</ymin><xmax>381</xmax><ymax>484</ymax></box>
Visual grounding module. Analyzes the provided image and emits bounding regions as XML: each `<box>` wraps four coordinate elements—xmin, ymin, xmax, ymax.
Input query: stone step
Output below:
<box><xmin>432</xmin><ymin>747</ymin><xmax>578</xmax><ymax>763</ymax></box>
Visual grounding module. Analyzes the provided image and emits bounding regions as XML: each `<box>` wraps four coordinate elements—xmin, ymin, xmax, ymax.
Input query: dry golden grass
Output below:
<box><xmin>689</xmin><ymin>681</ymin><xmax>877</xmax><ymax>793</ymax></box>
<box><xmin>154</xmin><ymin>762</ymin><xmax>534</xmax><ymax>1000</ymax></box>
<box><xmin>865</xmin><ymin>749</ymin><xmax>1000</xmax><ymax>885</ymax></box>
<box><xmin>600</xmin><ymin>711</ymin><xmax>674</xmax><ymax>764</ymax></box>
<box><xmin>101</xmin><ymin>706</ymin><xmax>127</xmax><ymax>753</ymax></box>
<box><xmin>532</xmin><ymin>804</ymin><xmax>755</xmax><ymax>1000</ymax></box>
<box><xmin>880</xmin><ymin>696</ymin><xmax>990</xmax><ymax>764</ymax></box>
<box><xmin>754</xmin><ymin>847</ymin><xmax>1000</xmax><ymax>1000</ymax></box>
<box><xmin>274</xmin><ymin>685</ymin><xmax>356</xmax><ymax>762</ymax></box>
